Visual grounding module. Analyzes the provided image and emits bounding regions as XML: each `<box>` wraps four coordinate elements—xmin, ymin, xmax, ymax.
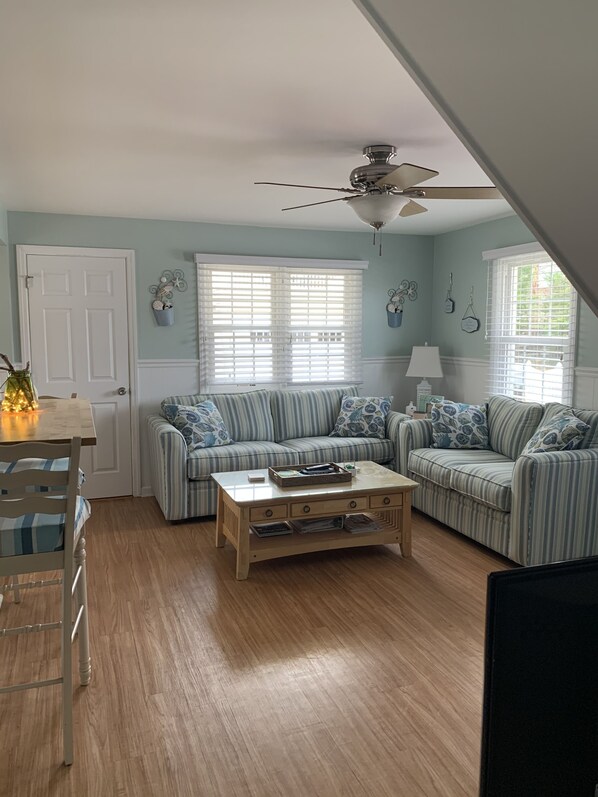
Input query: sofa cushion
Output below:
<box><xmin>162</xmin><ymin>401</ymin><xmax>233</xmax><ymax>451</ymax></box>
<box><xmin>449</xmin><ymin>461</ymin><xmax>515</xmax><ymax>512</ymax></box>
<box><xmin>430</xmin><ymin>401</ymin><xmax>490</xmax><ymax>449</ymax></box>
<box><xmin>330</xmin><ymin>395</ymin><xmax>392</xmax><ymax>439</ymax></box>
<box><xmin>282</xmin><ymin>436</ymin><xmax>394</xmax><ymax>465</ymax></box>
<box><xmin>187</xmin><ymin>441</ymin><xmax>295</xmax><ymax>480</ymax></box>
<box><xmin>408</xmin><ymin>448</ymin><xmax>511</xmax><ymax>491</ymax></box>
<box><xmin>521</xmin><ymin>412</ymin><xmax>590</xmax><ymax>455</ymax></box>
<box><xmin>162</xmin><ymin>390</ymin><xmax>274</xmax><ymax>442</ymax></box>
<box><xmin>487</xmin><ymin>395</ymin><xmax>543</xmax><ymax>460</ymax></box>
<box><xmin>541</xmin><ymin>403</ymin><xmax>598</xmax><ymax>448</ymax></box>
<box><xmin>270</xmin><ymin>386</ymin><xmax>358</xmax><ymax>442</ymax></box>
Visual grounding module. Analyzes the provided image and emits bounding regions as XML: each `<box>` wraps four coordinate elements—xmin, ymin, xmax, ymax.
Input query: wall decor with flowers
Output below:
<box><xmin>386</xmin><ymin>280</ymin><xmax>418</xmax><ymax>327</ymax></box>
<box><xmin>149</xmin><ymin>269</ymin><xmax>188</xmax><ymax>326</ymax></box>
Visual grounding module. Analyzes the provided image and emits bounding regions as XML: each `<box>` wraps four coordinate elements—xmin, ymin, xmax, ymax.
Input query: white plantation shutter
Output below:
<box><xmin>196</xmin><ymin>256</ymin><xmax>364</xmax><ymax>389</ymax></box>
<box><xmin>484</xmin><ymin>243</ymin><xmax>577</xmax><ymax>404</ymax></box>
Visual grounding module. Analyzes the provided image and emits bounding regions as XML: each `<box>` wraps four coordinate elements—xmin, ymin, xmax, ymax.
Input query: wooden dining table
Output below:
<box><xmin>0</xmin><ymin>398</ymin><xmax>97</xmax><ymax>445</ymax></box>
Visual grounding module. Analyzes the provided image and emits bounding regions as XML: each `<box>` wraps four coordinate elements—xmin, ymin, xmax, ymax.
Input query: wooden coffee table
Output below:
<box><xmin>212</xmin><ymin>461</ymin><xmax>418</xmax><ymax>580</ymax></box>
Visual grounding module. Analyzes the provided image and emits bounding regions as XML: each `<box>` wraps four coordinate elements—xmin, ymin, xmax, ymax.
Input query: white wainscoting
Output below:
<box><xmin>361</xmin><ymin>356</ymin><xmax>411</xmax><ymax>411</ymax></box>
<box><xmin>138</xmin><ymin>359</ymin><xmax>200</xmax><ymax>495</ymax></box>
<box><xmin>439</xmin><ymin>356</ymin><xmax>489</xmax><ymax>404</ymax></box>
<box><xmin>574</xmin><ymin>367</ymin><xmax>598</xmax><ymax>410</ymax></box>
<box><xmin>438</xmin><ymin>359</ymin><xmax>598</xmax><ymax>409</ymax></box>
<box><xmin>136</xmin><ymin>358</ymin><xmax>598</xmax><ymax>495</ymax></box>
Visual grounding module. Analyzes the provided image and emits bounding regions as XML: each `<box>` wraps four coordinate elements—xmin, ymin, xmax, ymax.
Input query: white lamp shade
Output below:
<box><xmin>406</xmin><ymin>345</ymin><xmax>444</xmax><ymax>378</ymax></box>
<box><xmin>347</xmin><ymin>194</ymin><xmax>409</xmax><ymax>226</ymax></box>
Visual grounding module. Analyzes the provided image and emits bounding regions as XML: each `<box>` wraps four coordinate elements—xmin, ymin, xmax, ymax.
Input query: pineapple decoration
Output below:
<box><xmin>0</xmin><ymin>353</ymin><xmax>39</xmax><ymax>412</ymax></box>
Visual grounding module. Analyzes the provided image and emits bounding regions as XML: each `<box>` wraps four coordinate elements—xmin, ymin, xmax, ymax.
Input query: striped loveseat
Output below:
<box><xmin>147</xmin><ymin>386</ymin><xmax>409</xmax><ymax>521</ymax></box>
<box><xmin>398</xmin><ymin>394</ymin><xmax>598</xmax><ymax>566</ymax></box>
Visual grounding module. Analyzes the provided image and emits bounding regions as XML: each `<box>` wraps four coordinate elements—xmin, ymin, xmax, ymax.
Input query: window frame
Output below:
<box><xmin>483</xmin><ymin>242</ymin><xmax>578</xmax><ymax>405</ymax></box>
<box><xmin>195</xmin><ymin>254</ymin><xmax>367</xmax><ymax>392</ymax></box>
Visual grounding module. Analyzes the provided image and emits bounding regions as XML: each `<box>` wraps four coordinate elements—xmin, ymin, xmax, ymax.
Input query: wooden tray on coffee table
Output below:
<box><xmin>268</xmin><ymin>462</ymin><xmax>352</xmax><ymax>487</ymax></box>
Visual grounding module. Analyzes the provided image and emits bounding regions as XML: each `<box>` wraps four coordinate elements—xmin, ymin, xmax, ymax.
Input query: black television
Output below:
<box><xmin>480</xmin><ymin>556</ymin><xmax>598</xmax><ymax>797</ymax></box>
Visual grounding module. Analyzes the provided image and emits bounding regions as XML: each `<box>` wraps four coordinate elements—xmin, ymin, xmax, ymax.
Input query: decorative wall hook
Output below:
<box><xmin>386</xmin><ymin>280</ymin><xmax>418</xmax><ymax>327</ymax></box>
<box><xmin>149</xmin><ymin>269</ymin><xmax>188</xmax><ymax>326</ymax></box>
<box><xmin>461</xmin><ymin>285</ymin><xmax>480</xmax><ymax>333</ymax></box>
<box><xmin>444</xmin><ymin>272</ymin><xmax>455</xmax><ymax>313</ymax></box>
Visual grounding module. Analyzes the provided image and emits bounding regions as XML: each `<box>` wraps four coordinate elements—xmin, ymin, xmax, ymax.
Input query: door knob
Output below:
<box><xmin>117</xmin><ymin>387</ymin><xmax>128</xmax><ymax>395</ymax></box>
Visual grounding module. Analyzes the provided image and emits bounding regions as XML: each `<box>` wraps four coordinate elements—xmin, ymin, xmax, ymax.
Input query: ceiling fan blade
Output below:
<box><xmin>415</xmin><ymin>186</ymin><xmax>502</xmax><ymax>199</ymax></box>
<box><xmin>281</xmin><ymin>197</ymin><xmax>350</xmax><ymax>211</ymax></box>
<box><xmin>399</xmin><ymin>200</ymin><xmax>428</xmax><ymax>217</ymax></box>
<box><xmin>377</xmin><ymin>163</ymin><xmax>439</xmax><ymax>190</ymax></box>
<box><xmin>255</xmin><ymin>181</ymin><xmax>359</xmax><ymax>194</ymax></box>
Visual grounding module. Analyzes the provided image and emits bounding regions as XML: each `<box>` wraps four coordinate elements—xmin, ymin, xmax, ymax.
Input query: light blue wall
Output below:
<box><xmin>0</xmin><ymin>203</ymin><xmax>7</xmax><ymax>244</ymax></box>
<box><xmin>7</xmin><ymin>210</ymin><xmax>595</xmax><ymax>370</ymax></box>
<box><xmin>6</xmin><ymin>212</ymin><xmax>434</xmax><ymax>361</ymax></box>
<box><xmin>0</xmin><ymin>202</ymin><xmax>11</xmax><ymax>358</ymax></box>
<box><xmin>431</xmin><ymin>215</ymin><xmax>598</xmax><ymax>367</ymax></box>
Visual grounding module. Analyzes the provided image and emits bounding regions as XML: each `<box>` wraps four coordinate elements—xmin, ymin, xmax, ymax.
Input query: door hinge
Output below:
<box><xmin>25</xmin><ymin>275</ymin><xmax>34</xmax><ymax>289</ymax></box>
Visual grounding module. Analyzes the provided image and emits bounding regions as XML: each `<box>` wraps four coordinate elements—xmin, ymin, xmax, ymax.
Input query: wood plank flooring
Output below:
<box><xmin>0</xmin><ymin>497</ymin><xmax>510</xmax><ymax>797</ymax></box>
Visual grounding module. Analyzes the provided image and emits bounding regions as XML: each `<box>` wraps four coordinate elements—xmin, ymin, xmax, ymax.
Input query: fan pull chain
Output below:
<box><xmin>371</xmin><ymin>229</ymin><xmax>383</xmax><ymax>255</ymax></box>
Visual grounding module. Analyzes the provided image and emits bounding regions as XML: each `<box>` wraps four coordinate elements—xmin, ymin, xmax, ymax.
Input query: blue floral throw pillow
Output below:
<box><xmin>431</xmin><ymin>401</ymin><xmax>490</xmax><ymax>449</ymax></box>
<box><xmin>521</xmin><ymin>412</ymin><xmax>589</xmax><ymax>455</ymax></box>
<box><xmin>330</xmin><ymin>395</ymin><xmax>393</xmax><ymax>439</ymax></box>
<box><xmin>162</xmin><ymin>400</ymin><xmax>233</xmax><ymax>452</ymax></box>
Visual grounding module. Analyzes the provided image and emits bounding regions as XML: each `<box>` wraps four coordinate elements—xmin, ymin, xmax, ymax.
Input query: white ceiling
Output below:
<box><xmin>0</xmin><ymin>0</ymin><xmax>512</xmax><ymax>235</ymax></box>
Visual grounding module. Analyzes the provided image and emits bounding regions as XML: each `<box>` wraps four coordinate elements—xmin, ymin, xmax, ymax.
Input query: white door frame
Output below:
<box><xmin>16</xmin><ymin>244</ymin><xmax>141</xmax><ymax>497</ymax></box>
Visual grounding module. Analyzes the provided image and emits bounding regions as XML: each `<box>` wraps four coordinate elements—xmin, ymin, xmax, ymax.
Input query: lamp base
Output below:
<box><xmin>416</xmin><ymin>379</ymin><xmax>432</xmax><ymax>412</ymax></box>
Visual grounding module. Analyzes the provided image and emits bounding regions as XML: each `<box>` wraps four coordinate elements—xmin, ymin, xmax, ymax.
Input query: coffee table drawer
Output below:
<box><xmin>250</xmin><ymin>505</ymin><xmax>288</xmax><ymax>522</ymax></box>
<box><xmin>291</xmin><ymin>496</ymin><xmax>368</xmax><ymax>517</ymax></box>
<box><xmin>370</xmin><ymin>493</ymin><xmax>402</xmax><ymax>509</ymax></box>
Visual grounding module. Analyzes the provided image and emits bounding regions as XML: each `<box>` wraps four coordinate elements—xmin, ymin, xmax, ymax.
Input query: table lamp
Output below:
<box><xmin>406</xmin><ymin>344</ymin><xmax>443</xmax><ymax>411</ymax></box>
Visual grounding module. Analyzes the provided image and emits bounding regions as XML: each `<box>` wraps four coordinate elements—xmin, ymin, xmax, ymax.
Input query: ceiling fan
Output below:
<box><xmin>255</xmin><ymin>144</ymin><xmax>502</xmax><ymax>236</ymax></box>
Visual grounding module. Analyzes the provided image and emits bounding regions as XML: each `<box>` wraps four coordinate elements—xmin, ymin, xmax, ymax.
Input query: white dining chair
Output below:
<box><xmin>0</xmin><ymin>438</ymin><xmax>91</xmax><ymax>765</ymax></box>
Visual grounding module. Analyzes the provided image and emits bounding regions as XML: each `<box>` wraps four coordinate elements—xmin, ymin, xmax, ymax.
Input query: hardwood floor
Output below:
<box><xmin>0</xmin><ymin>497</ymin><xmax>510</xmax><ymax>796</ymax></box>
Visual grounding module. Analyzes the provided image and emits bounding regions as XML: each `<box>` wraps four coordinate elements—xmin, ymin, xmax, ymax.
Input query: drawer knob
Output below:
<box><xmin>265</xmin><ymin>509</ymin><xmax>273</xmax><ymax>518</ymax></box>
<box><xmin>303</xmin><ymin>505</ymin><xmax>310</xmax><ymax>514</ymax></box>
<box><xmin>349</xmin><ymin>500</ymin><xmax>357</xmax><ymax>509</ymax></box>
<box><xmin>383</xmin><ymin>496</ymin><xmax>390</xmax><ymax>505</ymax></box>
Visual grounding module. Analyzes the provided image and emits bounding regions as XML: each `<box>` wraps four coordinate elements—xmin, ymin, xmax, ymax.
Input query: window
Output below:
<box><xmin>195</xmin><ymin>255</ymin><xmax>365</xmax><ymax>390</ymax></box>
<box><xmin>484</xmin><ymin>243</ymin><xmax>577</xmax><ymax>404</ymax></box>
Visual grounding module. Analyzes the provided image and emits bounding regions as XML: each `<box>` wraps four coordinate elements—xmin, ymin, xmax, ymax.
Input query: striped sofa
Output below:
<box><xmin>398</xmin><ymin>394</ymin><xmax>598</xmax><ymax>566</ymax></box>
<box><xmin>147</xmin><ymin>386</ymin><xmax>410</xmax><ymax>521</ymax></box>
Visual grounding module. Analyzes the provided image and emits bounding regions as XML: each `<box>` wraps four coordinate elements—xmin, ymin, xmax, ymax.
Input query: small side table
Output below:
<box><xmin>410</xmin><ymin>412</ymin><xmax>428</xmax><ymax>420</ymax></box>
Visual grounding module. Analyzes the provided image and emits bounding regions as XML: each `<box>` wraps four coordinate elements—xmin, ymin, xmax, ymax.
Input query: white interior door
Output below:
<box><xmin>18</xmin><ymin>246</ymin><xmax>135</xmax><ymax>499</ymax></box>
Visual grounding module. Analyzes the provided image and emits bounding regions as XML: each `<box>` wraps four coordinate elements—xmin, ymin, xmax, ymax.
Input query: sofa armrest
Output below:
<box><xmin>146</xmin><ymin>414</ymin><xmax>189</xmax><ymax>521</ymax></box>
<box><xmin>397</xmin><ymin>419</ymin><xmax>433</xmax><ymax>476</ymax></box>
<box><xmin>510</xmin><ymin>448</ymin><xmax>598</xmax><ymax>566</ymax></box>
<box><xmin>386</xmin><ymin>411</ymin><xmax>411</xmax><ymax>471</ymax></box>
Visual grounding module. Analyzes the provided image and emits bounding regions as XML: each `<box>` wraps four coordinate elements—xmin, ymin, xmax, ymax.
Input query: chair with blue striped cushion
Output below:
<box><xmin>0</xmin><ymin>456</ymin><xmax>85</xmax><ymax>603</ymax></box>
<box><xmin>0</xmin><ymin>439</ymin><xmax>91</xmax><ymax>766</ymax></box>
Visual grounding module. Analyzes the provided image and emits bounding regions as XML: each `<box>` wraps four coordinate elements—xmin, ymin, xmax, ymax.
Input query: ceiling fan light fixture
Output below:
<box><xmin>347</xmin><ymin>193</ymin><xmax>409</xmax><ymax>230</ymax></box>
